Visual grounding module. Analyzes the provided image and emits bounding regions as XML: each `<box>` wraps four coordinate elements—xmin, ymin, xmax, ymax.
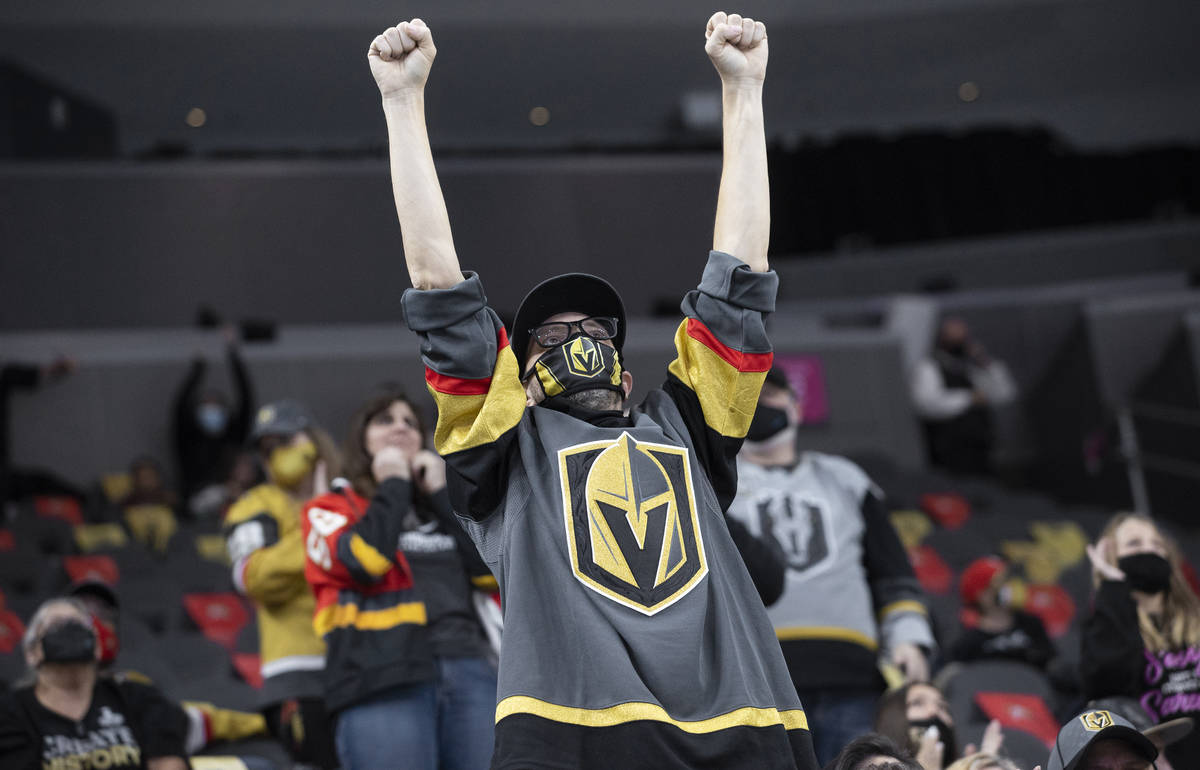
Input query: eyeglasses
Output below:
<box><xmin>529</xmin><ymin>316</ymin><xmax>619</xmax><ymax>348</ymax></box>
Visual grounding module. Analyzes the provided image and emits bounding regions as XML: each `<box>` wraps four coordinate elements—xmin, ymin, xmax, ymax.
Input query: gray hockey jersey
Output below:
<box><xmin>402</xmin><ymin>252</ymin><xmax>817</xmax><ymax>769</ymax></box>
<box><xmin>727</xmin><ymin>452</ymin><xmax>935</xmax><ymax>691</ymax></box>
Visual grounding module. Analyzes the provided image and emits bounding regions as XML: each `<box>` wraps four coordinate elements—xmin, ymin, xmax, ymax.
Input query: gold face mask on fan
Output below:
<box><xmin>268</xmin><ymin>442</ymin><xmax>317</xmax><ymax>488</ymax></box>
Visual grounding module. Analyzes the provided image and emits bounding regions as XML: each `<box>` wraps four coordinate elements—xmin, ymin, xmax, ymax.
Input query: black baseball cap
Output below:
<box><xmin>1048</xmin><ymin>709</ymin><xmax>1158</xmax><ymax>770</ymax></box>
<box><xmin>68</xmin><ymin>580</ymin><xmax>119</xmax><ymax>611</ymax></box>
<box><xmin>249</xmin><ymin>399</ymin><xmax>313</xmax><ymax>442</ymax></box>
<box><xmin>511</xmin><ymin>273</ymin><xmax>626</xmax><ymax>367</ymax></box>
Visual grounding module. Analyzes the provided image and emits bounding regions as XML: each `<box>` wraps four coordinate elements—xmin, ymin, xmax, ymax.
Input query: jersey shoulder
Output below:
<box><xmin>226</xmin><ymin>483</ymin><xmax>294</xmax><ymax>526</ymax></box>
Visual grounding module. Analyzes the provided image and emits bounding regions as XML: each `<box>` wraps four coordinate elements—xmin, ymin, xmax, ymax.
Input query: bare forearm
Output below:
<box><xmin>382</xmin><ymin>93</ymin><xmax>462</xmax><ymax>290</ymax></box>
<box><xmin>713</xmin><ymin>82</ymin><xmax>769</xmax><ymax>272</ymax></box>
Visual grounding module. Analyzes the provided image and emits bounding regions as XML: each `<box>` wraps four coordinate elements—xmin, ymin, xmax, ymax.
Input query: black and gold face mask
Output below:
<box><xmin>526</xmin><ymin>334</ymin><xmax>624</xmax><ymax>402</ymax></box>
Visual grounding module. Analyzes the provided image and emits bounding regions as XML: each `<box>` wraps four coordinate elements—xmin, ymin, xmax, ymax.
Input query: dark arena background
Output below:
<box><xmin>2</xmin><ymin>1</ymin><xmax>1199</xmax><ymax>769</ymax></box>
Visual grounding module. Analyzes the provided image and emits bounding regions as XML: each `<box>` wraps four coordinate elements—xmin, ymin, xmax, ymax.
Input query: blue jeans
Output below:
<box><xmin>798</xmin><ymin>689</ymin><xmax>880</xmax><ymax>767</ymax></box>
<box><xmin>334</xmin><ymin>657</ymin><xmax>497</xmax><ymax>770</ymax></box>
<box><xmin>436</xmin><ymin>656</ymin><xmax>498</xmax><ymax>770</ymax></box>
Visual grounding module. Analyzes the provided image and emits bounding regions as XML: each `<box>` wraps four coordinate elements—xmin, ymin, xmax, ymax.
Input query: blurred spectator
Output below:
<box><xmin>0</xmin><ymin>357</ymin><xmax>80</xmax><ymax>508</ymax></box>
<box><xmin>910</xmin><ymin>317</ymin><xmax>1015</xmax><ymax>475</ymax></box>
<box><xmin>68</xmin><ymin>580</ymin><xmax>269</xmax><ymax>755</ymax></box>
<box><xmin>1047</xmin><ymin>708</ymin><xmax>1157</xmax><ymax>770</ymax></box>
<box><xmin>0</xmin><ymin>597</ymin><xmax>188</xmax><ymax>769</ymax></box>
<box><xmin>188</xmin><ymin>450</ymin><xmax>261</xmax><ymax>521</ymax></box>
<box><xmin>949</xmin><ymin>556</ymin><xmax>1054</xmax><ymax>669</ymax></box>
<box><xmin>1082</xmin><ymin>512</ymin><xmax>1200</xmax><ymax>769</ymax></box>
<box><xmin>174</xmin><ymin>327</ymin><xmax>254</xmax><ymax>505</ymax></box>
<box><xmin>223</xmin><ymin>399</ymin><xmax>339</xmax><ymax>769</ymax></box>
<box><xmin>875</xmin><ymin>682</ymin><xmax>1005</xmax><ymax>770</ymax></box>
<box><xmin>728</xmin><ymin>368</ymin><xmax>935</xmax><ymax>765</ymax></box>
<box><xmin>1086</xmin><ymin>696</ymin><xmax>1193</xmax><ymax>770</ymax></box>
<box><xmin>302</xmin><ymin>387</ymin><xmax>497</xmax><ymax>770</ymax></box>
<box><xmin>120</xmin><ymin>456</ymin><xmax>178</xmax><ymax>509</ymax></box>
<box><xmin>826</xmin><ymin>733</ymin><xmax>922</xmax><ymax>770</ymax></box>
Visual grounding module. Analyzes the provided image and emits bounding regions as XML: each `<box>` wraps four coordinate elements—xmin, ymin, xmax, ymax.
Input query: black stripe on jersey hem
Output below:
<box><xmin>492</xmin><ymin>713</ymin><xmax>817</xmax><ymax>770</ymax></box>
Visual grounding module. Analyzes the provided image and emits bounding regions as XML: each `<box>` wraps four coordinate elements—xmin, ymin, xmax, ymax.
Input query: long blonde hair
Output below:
<box><xmin>1094</xmin><ymin>511</ymin><xmax>1200</xmax><ymax>651</ymax></box>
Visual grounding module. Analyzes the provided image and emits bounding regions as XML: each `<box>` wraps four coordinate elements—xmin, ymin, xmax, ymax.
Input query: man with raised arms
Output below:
<box><xmin>370</xmin><ymin>12</ymin><xmax>817</xmax><ymax>769</ymax></box>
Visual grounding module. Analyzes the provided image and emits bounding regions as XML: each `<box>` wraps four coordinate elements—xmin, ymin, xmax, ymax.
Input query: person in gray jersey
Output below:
<box><xmin>367</xmin><ymin>11</ymin><xmax>817</xmax><ymax>770</ymax></box>
<box><xmin>727</xmin><ymin>368</ymin><xmax>936</xmax><ymax>765</ymax></box>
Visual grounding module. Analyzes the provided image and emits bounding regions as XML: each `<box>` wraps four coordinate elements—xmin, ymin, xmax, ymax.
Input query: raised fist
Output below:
<box><xmin>368</xmin><ymin>19</ymin><xmax>437</xmax><ymax>97</ymax></box>
<box><xmin>704</xmin><ymin>12</ymin><xmax>768</xmax><ymax>84</ymax></box>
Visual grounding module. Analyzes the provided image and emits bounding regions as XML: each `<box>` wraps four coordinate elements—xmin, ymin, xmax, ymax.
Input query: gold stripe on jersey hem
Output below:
<box><xmin>495</xmin><ymin>696</ymin><xmax>808</xmax><ymax>732</ymax></box>
<box><xmin>877</xmin><ymin>600</ymin><xmax>928</xmax><ymax>620</ymax></box>
<box><xmin>313</xmin><ymin>600</ymin><xmax>427</xmax><ymax>635</ymax></box>
<box><xmin>775</xmin><ymin>626</ymin><xmax>879</xmax><ymax>651</ymax></box>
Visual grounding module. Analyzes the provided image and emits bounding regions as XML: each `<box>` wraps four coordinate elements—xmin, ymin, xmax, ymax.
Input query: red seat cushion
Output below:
<box><xmin>974</xmin><ymin>691</ymin><xmax>1060</xmax><ymax>747</ymax></box>
<box><xmin>184</xmin><ymin>593</ymin><xmax>251</xmax><ymax>649</ymax></box>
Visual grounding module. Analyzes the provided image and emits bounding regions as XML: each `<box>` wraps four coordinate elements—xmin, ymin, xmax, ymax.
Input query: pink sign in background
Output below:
<box><xmin>774</xmin><ymin>354</ymin><xmax>830</xmax><ymax>424</ymax></box>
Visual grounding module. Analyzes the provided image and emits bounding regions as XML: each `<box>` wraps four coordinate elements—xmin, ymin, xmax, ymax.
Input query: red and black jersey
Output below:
<box><xmin>301</xmin><ymin>480</ymin><xmax>435</xmax><ymax>713</ymax></box>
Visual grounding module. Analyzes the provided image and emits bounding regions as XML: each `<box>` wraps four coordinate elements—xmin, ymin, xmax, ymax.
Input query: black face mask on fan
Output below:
<box><xmin>40</xmin><ymin>620</ymin><xmax>97</xmax><ymax>664</ymax></box>
<box><xmin>746</xmin><ymin>403</ymin><xmax>790</xmax><ymax>443</ymax></box>
<box><xmin>1118</xmin><ymin>552</ymin><xmax>1173</xmax><ymax>594</ymax></box>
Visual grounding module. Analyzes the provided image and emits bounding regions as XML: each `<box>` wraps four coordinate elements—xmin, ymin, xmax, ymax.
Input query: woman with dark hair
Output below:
<box><xmin>875</xmin><ymin>683</ymin><xmax>1005</xmax><ymax>770</ymax></box>
<box><xmin>302</xmin><ymin>387</ymin><xmax>497</xmax><ymax>770</ymax></box>
<box><xmin>1083</xmin><ymin>511</ymin><xmax>1200</xmax><ymax>769</ymax></box>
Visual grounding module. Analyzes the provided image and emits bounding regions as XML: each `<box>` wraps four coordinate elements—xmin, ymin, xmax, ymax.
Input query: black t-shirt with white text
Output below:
<box><xmin>0</xmin><ymin>676</ymin><xmax>187</xmax><ymax>769</ymax></box>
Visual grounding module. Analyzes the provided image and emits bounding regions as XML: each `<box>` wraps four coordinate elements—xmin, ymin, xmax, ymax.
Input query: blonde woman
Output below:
<box><xmin>1083</xmin><ymin>511</ymin><xmax>1200</xmax><ymax>769</ymax></box>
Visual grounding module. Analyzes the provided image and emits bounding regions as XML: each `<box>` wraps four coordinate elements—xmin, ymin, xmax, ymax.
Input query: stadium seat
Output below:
<box><xmin>231</xmin><ymin>653</ymin><xmax>262</xmax><ymax>690</ymax></box>
<box><xmin>115</xmin><ymin>576</ymin><xmax>184</xmax><ymax>635</ymax></box>
<box><xmin>941</xmin><ymin>660</ymin><xmax>1056</xmax><ymax>729</ymax></box>
<box><xmin>63</xmin><ymin>555</ymin><xmax>120</xmax><ymax>586</ymax></box>
<box><xmin>153</xmin><ymin>633</ymin><xmax>234</xmax><ymax>683</ymax></box>
<box><xmin>183</xmin><ymin>593</ymin><xmax>251</xmax><ymax>649</ymax></box>
<box><xmin>73</xmin><ymin>523</ymin><xmax>129</xmax><ymax>552</ymax></box>
<box><xmin>10</xmin><ymin>515</ymin><xmax>76</xmax><ymax>556</ymax></box>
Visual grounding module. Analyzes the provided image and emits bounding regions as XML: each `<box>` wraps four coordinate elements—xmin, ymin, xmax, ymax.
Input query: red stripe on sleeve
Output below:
<box><xmin>685</xmin><ymin>318</ymin><xmax>773</xmax><ymax>372</ymax></box>
<box><xmin>425</xmin><ymin>368</ymin><xmax>492</xmax><ymax>396</ymax></box>
<box><xmin>425</xmin><ymin>326</ymin><xmax>510</xmax><ymax>395</ymax></box>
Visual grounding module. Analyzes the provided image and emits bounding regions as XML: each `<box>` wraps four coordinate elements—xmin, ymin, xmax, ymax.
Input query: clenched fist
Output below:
<box><xmin>705</xmin><ymin>12</ymin><xmax>768</xmax><ymax>84</ymax></box>
<box><xmin>368</xmin><ymin>19</ymin><xmax>437</xmax><ymax>97</ymax></box>
<box><xmin>372</xmin><ymin>445</ymin><xmax>412</xmax><ymax>483</ymax></box>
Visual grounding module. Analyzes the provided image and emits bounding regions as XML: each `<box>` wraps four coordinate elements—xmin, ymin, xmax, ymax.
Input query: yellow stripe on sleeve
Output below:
<box><xmin>878</xmin><ymin>600</ymin><xmax>928</xmax><ymax>620</ymax></box>
<box><xmin>348</xmin><ymin>533</ymin><xmax>393</xmax><ymax>577</ymax></box>
<box><xmin>428</xmin><ymin>347</ymin><xmax>527</xmax><ymax>456</ymax></box>
<box><xmin>471</xmin><ymin>575</ymin><xmax>499</xmax><ymax>591</ymax></box>
<box><xmin>666</xmin><ymin>320</ymin><xmax>770</xmax><ymax>439</ymax></box>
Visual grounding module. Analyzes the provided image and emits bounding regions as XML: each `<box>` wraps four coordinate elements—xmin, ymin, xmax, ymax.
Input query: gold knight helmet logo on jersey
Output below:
<box><xmin>558</xmin><ymin>432</ymin><xmax>707</xmax><ymax>615</ymax></box>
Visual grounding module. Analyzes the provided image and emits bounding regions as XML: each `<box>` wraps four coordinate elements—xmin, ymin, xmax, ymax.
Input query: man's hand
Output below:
<box><xmin>705</xmin><ymin>12</ymin><xmax>768</xmax><ymax>85</ymax></box>
<box><xmin>892</xmin><ymin>643</ymin><xmax>930</xmax><ymax>684</ymax></box>
<box><xmin>372</xmin><ymin>446</ymin><xmax>412</xmax><ymax>483</ymax></box>
<box><xmin>369</xmin><ymin>19</ymin><xmax>437</xmax><ymax>98</ymax></box>
<box><xmin>410</xmin><ymin>450</ymin><xmax>447</xmax><ymax>495</ymax></box>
